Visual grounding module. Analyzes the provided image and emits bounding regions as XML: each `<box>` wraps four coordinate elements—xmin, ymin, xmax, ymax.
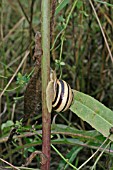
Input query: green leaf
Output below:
<box><xmin>58</xmin><ymin>146</ymin><xmax>82</xmax><ymax>170</ymax></box>
<box><xmin>55</xmin><ymin>0</ymin><xmax>70</xmax><ymax>16</ymax></box>
<box><xmin>60</xmin><ymin>61</ymin><xmax>65</xmax><ymax>66</ymax></box>
<box><xmin>94</xmin><ymin>0</ymin><xmax>113</xmax><ymax>7</ymax></box>
<box><xmin>76</xmin><ymin>0</ymin><xmax>83</xmax><ymax>9</ymax></box>
<box><xmin>16</xmin><ymin>72</ymin><xmax>30</xmax><ymax>86</ymax></box>
<box><xmin>1</xmin><ymin>120</ymin><xmax>14</xmax><ymax>130</ymax></box>
<box><xmin>70</xmin><ymin>90</ymin><xmax>113</xmax><ymax>141</ymax></box>
<box><xmin>52</xmin><ymin>124</ymin><xmax>100</xmax><ymax>142</ymax></box>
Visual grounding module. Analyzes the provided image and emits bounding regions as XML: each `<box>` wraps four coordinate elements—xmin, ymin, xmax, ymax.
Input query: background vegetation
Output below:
<box><xmin>0</xmin><ymin>0</ymin><xmax>113</xmax><ymax>169</ymax></box>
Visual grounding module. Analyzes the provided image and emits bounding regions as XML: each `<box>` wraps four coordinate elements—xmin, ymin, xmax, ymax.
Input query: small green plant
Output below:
<box><xmin>1</xmin><ymin>120</ymin><xmax>14</xmax><ymax>134</ymax></box>
<box><xmin>16</xmin><ymin>72</ymin><xmax>30</xmax><ymax>86</ymax></box>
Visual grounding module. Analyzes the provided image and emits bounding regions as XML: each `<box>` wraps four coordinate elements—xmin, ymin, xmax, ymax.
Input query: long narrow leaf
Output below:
<box><xmin>70</xmin><ymin>90</ymin><xmax>113</xmax><ymax>141</ymax></box>
<box><xmin>94</xmin><ymin>0</ymin><xmax>113</xmax><ymax>7</ymax></box>
<box><xmin>55</xmin><ymin>0</ymin><xmax>69</xmax><ymax>15</ymax></box>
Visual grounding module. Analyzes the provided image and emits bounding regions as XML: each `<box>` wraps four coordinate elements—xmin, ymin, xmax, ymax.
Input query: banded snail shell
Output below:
<box><xmin>52</xmin><ymin>79</ymin><xmax>73</xmax><ymax>112</ymax></box>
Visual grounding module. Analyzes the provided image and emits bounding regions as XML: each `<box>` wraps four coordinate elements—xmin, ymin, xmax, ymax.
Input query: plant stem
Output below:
<box><xmin>41</xmin><ymin>0</ymin><xmax>51</xmax><ymax>169</ymax></box>
<box><xmin>51</xmin><ymin>144</ymin><xmax>78</xmax><ymax>170</ymax></box>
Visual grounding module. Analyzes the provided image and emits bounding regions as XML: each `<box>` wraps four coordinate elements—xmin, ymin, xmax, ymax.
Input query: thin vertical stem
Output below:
<box><xmin>89</xmin><ymin>0</ymin><xmax>113</xmax><ymax>63</ymax></box>
<box><xmin>41</xmin><ymin>0</ymin><xmax>51</xmax><ymax>169</ymax></box>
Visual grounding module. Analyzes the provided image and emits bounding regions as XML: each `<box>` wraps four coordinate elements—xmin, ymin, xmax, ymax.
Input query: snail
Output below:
<box><xmin>46</xmin><ymin>70</ymin><xmax>73</xmax><ymax>113</ymax></box>
<box><xmin>52</xmin><ymin>79</ymin><xmax>73</xmax><ymax>112</ymax></box>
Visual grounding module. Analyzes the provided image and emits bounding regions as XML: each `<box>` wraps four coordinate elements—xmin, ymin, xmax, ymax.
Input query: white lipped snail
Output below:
<box><xmin>46</xmin><ymin>70</ymin><xmax>73</xmax><ymax>113</ymax></box>
<box><xmin>52</xmin><ymin>79</ymin><xmax>73</xmax><ymax>112</ymax></box>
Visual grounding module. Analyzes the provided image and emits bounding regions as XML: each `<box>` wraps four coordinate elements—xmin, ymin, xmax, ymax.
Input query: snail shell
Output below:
<box><xmin>52</xmin><ymin>79</ymin><xmax>73</xmax><ymax>112</ymax></box>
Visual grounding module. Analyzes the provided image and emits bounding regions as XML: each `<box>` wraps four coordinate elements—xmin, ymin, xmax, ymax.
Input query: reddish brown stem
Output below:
<box><xmin>41</xmin><ymin>0</ymin><xmax>51</xmax><ymax>169</ymax></box>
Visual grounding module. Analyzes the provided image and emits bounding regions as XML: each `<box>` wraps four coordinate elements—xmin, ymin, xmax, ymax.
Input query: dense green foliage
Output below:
<box><xmin>0</xmin><ymin>0</ymin><xmax>113</xmax><ymax>169</ymax></box>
